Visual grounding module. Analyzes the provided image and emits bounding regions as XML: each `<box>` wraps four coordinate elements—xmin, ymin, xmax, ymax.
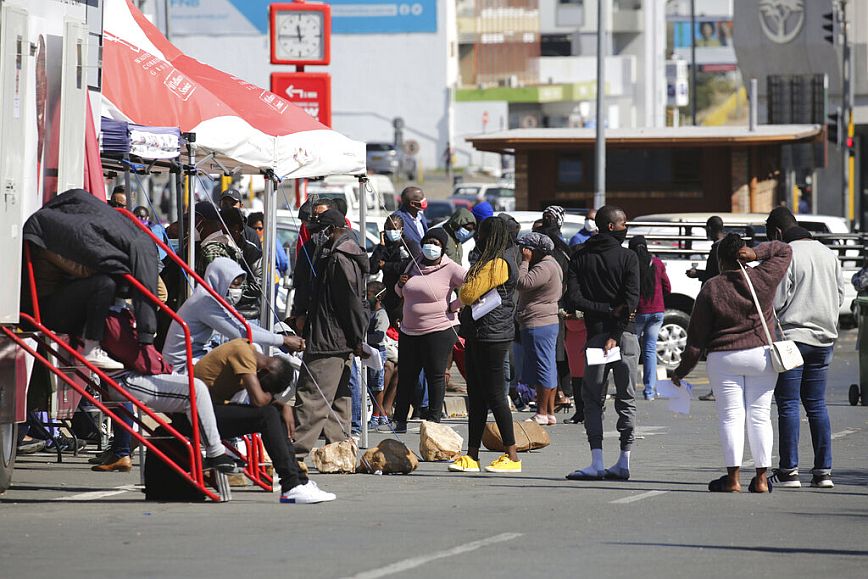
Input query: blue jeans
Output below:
<box><xmin>774</xmin><ymin>343</ymin><xmax>834</xmax><ymax>473</ymax></box>
<box><xmin>350</xmin><ymin>360</ymin><xmax>362</xmax><ymax>432</ymax></box>
<box><xmin>634</xmin><ymin>312</ymin><xmax>664</xmax><ymax>398</ymax></box>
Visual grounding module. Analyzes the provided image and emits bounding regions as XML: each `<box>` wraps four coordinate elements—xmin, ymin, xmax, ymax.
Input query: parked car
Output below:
<box><xmin>366</xmin><ymin>142</ymin><xmax>416</xmax><ymax>180</ymax></box>
<box><xmin>305</xmin><ymin>175</ymin><xmax>391</xmax><ymax>219</ymax></box>
<box><xmin>423</xmin><ymin>200</ymin><xmax>456</xmax><ymax>226</ymax></box>
<box><xmin>451</xmin><ymin>182</ymin><xmax>516</xmax><ymax>212</ymax></box>
<box><xmin>630</xmin><ymin>212</ymin><xmax>857</xmax><ymax>370</ymax></box>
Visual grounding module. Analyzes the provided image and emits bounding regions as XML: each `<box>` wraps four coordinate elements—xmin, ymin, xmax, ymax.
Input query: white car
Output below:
<box><xmin>452</xmin><ymin>182</ymin><xmax>516</xmax><ymax>212</ymax></box>
<box><xmin>630</xmin><ymin>212</ymin><xmax>857</xmax><ymax>369</ymax></box>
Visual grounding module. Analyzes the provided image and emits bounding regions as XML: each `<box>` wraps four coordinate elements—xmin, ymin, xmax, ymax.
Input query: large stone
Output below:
<box><xmin>357</xmin><ymin>439</ymin><xmax>419</xmax><ymax>475</ymax></box>
<box><xmin>419</xmin><ymin>420</ymin><xmax>463</xmax><ymax>462</ymax></box>
<box><xmin>310</xmin><ymin>439</ymin><xmax>358</xmax><ymax>474</ymax></box>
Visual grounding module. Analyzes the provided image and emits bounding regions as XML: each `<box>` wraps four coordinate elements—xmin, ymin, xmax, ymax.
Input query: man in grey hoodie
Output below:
<box><xmin>292</xmin><ymin>209</ymin><xmax>370</xmax><ymax>457</ymax></box>
<box><xmin>766</xmin><ymin>207</ymin><xmax>844</xmax><ymax>489</ymax></box>
<box><xmin>161</xmin><ymin>257</ymin><xmax>304</xmax><ymax>367</ymax></box>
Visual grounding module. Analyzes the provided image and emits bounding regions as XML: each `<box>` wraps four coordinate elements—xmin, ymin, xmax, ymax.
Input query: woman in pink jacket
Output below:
<box><xmin>392</xmin><ymin>228</ymin><xmax>467</xmax><ymax>430</ymax></box>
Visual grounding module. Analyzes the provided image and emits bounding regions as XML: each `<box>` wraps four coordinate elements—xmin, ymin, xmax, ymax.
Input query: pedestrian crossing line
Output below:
<box><xmin>609</xmin><ymin>490</ymin><xmax>668</xmax><ymax>504</ymax></box>
<box><xmin>344</xmin><ymin>532</ymin><xmax>523</xmax><ymax>579</ymax></box>
<box><xmin>831</xmin><ymin>428</ymin><xmax>860</xmax><ymax>440</ymax></box>
<box><xmin>52</xmin><ymin>485</ymin><xmax>137</xmax><ymax>502</ymax></box>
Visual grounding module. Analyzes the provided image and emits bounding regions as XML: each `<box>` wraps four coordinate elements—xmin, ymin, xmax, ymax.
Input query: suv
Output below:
<box><xmin>366</xmin><ymin>142</ymin><xmax>416</xmax><ymax>180</ymax></box>
<box><xmin>630</xmin><ymin>212</ymin><xmax>857</xmax><ymax>370</ymax></box>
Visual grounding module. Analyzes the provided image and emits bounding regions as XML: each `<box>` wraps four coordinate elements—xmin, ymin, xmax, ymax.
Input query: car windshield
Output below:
<box><xmin>366</xmin><ymin>143</ymin><xmax>394</xmax><ymax>152</ymax></box>
<box><xmin>424</xmin><ymin>202</ymin><xmax>454</xmax><ymax>221</ymax></box>
<box><xmin>486</xmin><ymin>187</ymin><xmax>514</xmax><ymax>198</ymax></box>
<box><xmin>454</xmin><ymin>186</ymin><xmax>481</xmax><ymax>196</ymax></box>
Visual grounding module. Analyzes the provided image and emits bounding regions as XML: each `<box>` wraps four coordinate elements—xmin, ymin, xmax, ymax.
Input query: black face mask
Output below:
<box><xmin>609</xmin><ymin>228</ymin><xmax>628</xmax><ymax>243</ymax></box>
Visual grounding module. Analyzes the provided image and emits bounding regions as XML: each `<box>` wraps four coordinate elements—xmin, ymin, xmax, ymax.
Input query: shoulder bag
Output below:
<box><xmin>739</xmin><ymin>263</ymin><xmax>803</xmax><ymax>372</ymax></box>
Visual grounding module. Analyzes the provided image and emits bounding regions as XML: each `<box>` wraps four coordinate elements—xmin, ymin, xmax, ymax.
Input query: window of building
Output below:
<box><xmin>607</xmin><ymin>149</ymin><xmax>701</xmax><ymax>190</ymax></box>
<box><xmin>558</xmin><ymin>156</ymin><xmax>584</xmax><ymax>186</ymax></box>
<box><xmin>541</xmin><ymin>34</ymin><xmax>572</xmax><ymax>57</ymax></box>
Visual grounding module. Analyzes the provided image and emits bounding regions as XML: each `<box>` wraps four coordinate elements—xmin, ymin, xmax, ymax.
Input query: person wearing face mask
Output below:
<box><xmin>570</xmin><ymin>208</ymin><xmax>599</xmax><ymax>247</ymax></box>
<box><xmin>565</xmin><ymin>205</ymin><xmax>640</xmax><ymax>481</ymax></box>
<box><xmin>516</xmin><ymin>232</ymin><xmax>564</xmax><ymax>426</ymax></box>
<box><xmin>391</xmin><ymin>228</ymin><xmax>467</xmax><ymax>429</ymax></box>
<box><xmin>441</xmin><ymin>208</ymin><xmax>477</xmax><ymax>265</ymax></box>
<box><xmin>369</xmin><ymin>213</ymin><xmax>423</xmax><ymax>324</ymax></box>
<box><xmin>292</xmin><ymin>209</ymin><xmax>371</xmax><ymax>458</ymax></box>
<box><xmin>162</xmin><ymin>257</ymin><xmax>304</xmax><ymax>368</ymax></box>
<box><xmin>393</xmin><ymin>186</ymin><xmax>429</xmax><ymax>247</ymax></box>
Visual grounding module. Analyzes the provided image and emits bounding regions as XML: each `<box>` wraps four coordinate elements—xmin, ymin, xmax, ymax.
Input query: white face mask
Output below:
<box><xmin>385</xmin><ymin>229</ymin><xmax>402</xmax><ymax>242</ymax></box>
<box><xmin>422</xmin><ymin>244</ymin><xmax>442</xmax><ymax>261</ymax></box>
<box><xmin>227</xmin><ymin>287</ymin><xmax>243</xmax><ymax>305</ymax></box>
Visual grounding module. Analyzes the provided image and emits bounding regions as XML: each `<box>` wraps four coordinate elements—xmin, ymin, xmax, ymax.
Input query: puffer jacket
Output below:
<box><xmin>459</xmin><ymin>244</ymin><xmax>520</xmax><ymax>342</ymax></box>
<box><xmin>305</xmin><ymin>231</ymin><xmax>370</xmax><ymax>355</ymax></box>
<box><xmin>442</xmin><ymin>208</ymin><xmax>476</xmax><ymax>264</ymax></box>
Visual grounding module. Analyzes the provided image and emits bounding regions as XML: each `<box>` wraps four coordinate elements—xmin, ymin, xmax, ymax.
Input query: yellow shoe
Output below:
<box><xmin>484</xmin><ymin>454</ymin><xmax>522</xmax><ymax>473</ymax></box>
<box><xmin>448</xmin><ymin>455</ymin><xmax>480</xmax><ymax>472</ymax></box>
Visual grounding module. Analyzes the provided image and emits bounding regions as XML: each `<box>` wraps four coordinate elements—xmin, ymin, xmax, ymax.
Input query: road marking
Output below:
<box><xmin>53</xmin><ymin>485</ymin><xmax>137</xmax><ymax>502</ymax></box>
<box><xmin>344</xmin><ymin>532</ymin><xmax>523</xmax><ymax>579</ymax></box>
<box><xmin>831</xmin><ymin>428</ymin><xmax>860</xmax><ymax>440</ymax></box>
<box><xmin>609</xmin><ymin>490</ymin><xmax>668</xmax><ymax>504</ymax></box>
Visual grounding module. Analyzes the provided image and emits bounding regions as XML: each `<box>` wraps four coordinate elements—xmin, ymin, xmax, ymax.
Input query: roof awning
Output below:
<box><xmin>467</xmin><ymin>125</ymin><xmax>823</xmax><ymax>153</ymax></box>
<box><xmin>102</xmin><ymin>0</ymin><xmax>365</xmax><ymax>178</ymax></box>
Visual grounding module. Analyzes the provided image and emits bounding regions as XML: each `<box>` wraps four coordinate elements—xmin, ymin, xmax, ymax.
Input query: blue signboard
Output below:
<box><xmin>328</xmin><ymin>0</ymin><xmax>438</xmax><ymax>34</ymax></box>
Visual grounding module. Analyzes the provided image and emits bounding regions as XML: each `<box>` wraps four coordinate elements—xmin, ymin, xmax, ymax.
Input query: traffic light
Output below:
<box><xmin>827</xmin><ymin>108</ymin><xmax>842</xmax><ymax>147</ymax></box>
<box><xmin>823</xmin><ymin>11</ymin><xmax>838</xmax><ymax>45</ymax></box>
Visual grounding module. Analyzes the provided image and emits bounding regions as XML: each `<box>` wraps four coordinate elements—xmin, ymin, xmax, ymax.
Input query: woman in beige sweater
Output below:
<box><xmin>516</xmin><ymin>233</ymin><xmax>564</xmax><ymax>425</ymax></box>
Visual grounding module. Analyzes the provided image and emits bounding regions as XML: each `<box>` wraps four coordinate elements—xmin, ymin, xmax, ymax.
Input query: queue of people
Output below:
<box><xmin>17</xmin><ymin>181</ymin><xmax>844</xmax><ymax>503</ymax></box>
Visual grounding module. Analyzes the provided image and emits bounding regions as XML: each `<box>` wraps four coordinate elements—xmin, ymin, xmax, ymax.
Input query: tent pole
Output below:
<box><xmin>358</xmin><ymin>175</ymin><xmax>369</xmax><ymax>450</ymax></box>
<box><xmin>184</xmin><ymin>133</ymin><xmax>197</xmax><ymax>293</ymax></box>
<box><xmin>260</xmin><ymin>171</ymin><xmax>276</xmax><ymax>334</ymax></box>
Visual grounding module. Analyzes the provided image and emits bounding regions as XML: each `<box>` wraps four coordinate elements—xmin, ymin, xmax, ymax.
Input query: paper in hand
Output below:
<box><xmin>361</xmin><ymin>343</ymin><xmax>384</xmax><ymax>371</ymax></box>
<box><xmin>656</xmin><ymin>379</ymin><xmax>694</xmax><ymax>415</ymax></box>
<box><xmin>586</xmin><ymin>346</ymin><xmax>621</xmax><ymax>366</ymax></box>
<box><xmin>471</xmin><ymin>288</ymin><xmax>502</xmax><ymax>320</ymax></box>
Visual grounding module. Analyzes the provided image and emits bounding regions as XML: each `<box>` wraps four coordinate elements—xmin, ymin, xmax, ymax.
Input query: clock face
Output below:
<box><xmin>276</xmin><ymin>12</ymin><xmax>324</xmax><ymax>61</ymax></box>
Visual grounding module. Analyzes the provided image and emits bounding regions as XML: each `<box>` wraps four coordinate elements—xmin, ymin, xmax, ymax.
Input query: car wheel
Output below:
<box><xmin>0</xmin><ymin>420</ymin><xmax>17</xmax><ymax>493</ymax></box>
<box><xmin>657</xmin><ymin>309</ymin><xmax>690</xmax><ymax>370</ymax></box>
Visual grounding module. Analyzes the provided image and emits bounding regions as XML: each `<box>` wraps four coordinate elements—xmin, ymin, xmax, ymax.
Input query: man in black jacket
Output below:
<box><xmin>565</xmin><ymin>205</ymin><xmax>640</xmax><ymax>481</ymax></box>
<box><xmin>292</xmin><ymin>209</ymin><xmax>370</xmax><ymax>458</ymax></box>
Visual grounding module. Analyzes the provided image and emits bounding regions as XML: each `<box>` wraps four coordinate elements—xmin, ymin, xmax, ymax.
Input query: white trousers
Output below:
<box><xmin>706</xmin><ymin>346</ymin><xmax>777</xmax><ymax>468</ymax></box>
<box><xmin>118</xmin><ymin>373</ymin><xmax>226</xmax><ymax>458</ymax></box>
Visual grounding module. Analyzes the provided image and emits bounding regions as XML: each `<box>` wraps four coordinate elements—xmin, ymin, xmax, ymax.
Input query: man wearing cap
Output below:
<box><xmin>292</xmin><ymin>209</ymin><xmax>371</xmax><ymax>457</ymax></box>
<box><xmin>394</xmin><ymin>186</ymin><xmax>429</xmax><ymax>248</ymax></box>
<box><xmin>516</xmin><ymin>232</ymin><xmax>563</xmax><ymax>425</ymax></box>
<box><xmin>220</xmin><ymin>188</ymin><xmax>263</xmax><ymax>262</ymax></box>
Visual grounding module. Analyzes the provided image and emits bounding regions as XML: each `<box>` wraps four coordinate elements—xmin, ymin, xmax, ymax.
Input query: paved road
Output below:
<box><xmin>2</xmin><ymin>331</ymin><xmax>867</xmax><ymax>579</ymax></box>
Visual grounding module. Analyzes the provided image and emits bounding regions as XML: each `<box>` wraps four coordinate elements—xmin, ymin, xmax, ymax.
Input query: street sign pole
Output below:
<box><xmin>594</xmin><ymin>0</ymin><xmax>607</xmax><ymax>209</ymax></box>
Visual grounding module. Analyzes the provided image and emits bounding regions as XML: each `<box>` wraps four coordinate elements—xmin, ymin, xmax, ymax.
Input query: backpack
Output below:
<box><xmin>102</xmin><ymin>309</ymin><xmax>173</xmax><ymax>375</ymax></box>
<box><xmin>143</xmin><ymin>426</ymin><xmax>207</xmax><ymax>502</ymax></box>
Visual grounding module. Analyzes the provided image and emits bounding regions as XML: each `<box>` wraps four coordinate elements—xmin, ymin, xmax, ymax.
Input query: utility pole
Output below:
<box><xmin>690</xmin><ymin>0</ymin><xmax>697</xmax><ymax>125</ymax></box>
<box><xmin>842</xmin><ymin>1</ymin><xmax>856</xmax><ymax>226</ymax></box>
<box><xmin>594</xmin><ymin>0</ymin><xmax>607</xmax><ymax>209</ymax></box>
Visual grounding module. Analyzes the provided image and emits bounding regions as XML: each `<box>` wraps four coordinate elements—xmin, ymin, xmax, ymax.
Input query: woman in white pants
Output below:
<box><xmin>673</xmin><ymin>235</ymin><xmax>792</xmax><ymax>493</ymax></box>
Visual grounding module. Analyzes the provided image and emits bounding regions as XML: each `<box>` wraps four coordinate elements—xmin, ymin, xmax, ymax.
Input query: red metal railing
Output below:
<box><xmin>117</xmin><ymin>208</ymin><xmax>253</xmax><ymax>343</ymax></box>
<box><xmin>2</xmin><ymin>316</ymin><xmax>220</xmax><ymax>502</ymax></box>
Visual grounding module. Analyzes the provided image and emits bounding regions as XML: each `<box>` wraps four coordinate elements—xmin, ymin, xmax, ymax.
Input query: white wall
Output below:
<box><xmin>454</xmin><ymin>101</ymin><xmax>509</xmax><ymax>169</ymax></box>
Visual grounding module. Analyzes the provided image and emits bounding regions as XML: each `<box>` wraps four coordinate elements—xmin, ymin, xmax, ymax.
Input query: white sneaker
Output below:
<box><xmin>84</xmin><ymin>347</ymin><xmax>124</xmax><ymax>370</ymax></box>
<box><xmin>279</xmin><ymin>480</ymin><xmax>336</xmax><ymax>504</ymax></box>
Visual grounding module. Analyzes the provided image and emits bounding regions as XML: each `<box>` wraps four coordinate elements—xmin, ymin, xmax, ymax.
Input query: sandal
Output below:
<box><xmin>708</xmin><ymin>475</ymin><xmax>738</xmax><ymax>493</ymax></box>
<box><xmin>748</xmin><ymin>476</ymin><xmax>773</xmax><ymax>494</ymax></box>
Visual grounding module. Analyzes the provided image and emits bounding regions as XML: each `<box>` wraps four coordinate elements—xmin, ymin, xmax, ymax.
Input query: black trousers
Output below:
<box><xmin>394</xmin><ymin>328</ymin><xmax>458</xmax><ymax>423</ymax></box>
<box><xmin>41</xmin><ymin>274</ymin><xmax>116</xmax><ymax>341</ymax></box>
<box><xmin>213</xmin><ymin>404</ymin><xmax>307</xmax><ymax>492</ymax></box>
<box><xmin>465</xmin><ymin>339</ymin><xmax>515</xmax><ymax>450</ymax></box>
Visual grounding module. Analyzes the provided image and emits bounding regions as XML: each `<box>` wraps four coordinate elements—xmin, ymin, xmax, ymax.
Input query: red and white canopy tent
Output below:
<box><xmin>101</xmin><ymin>0</ymin><xmax>364</xmax><ymax>179</ymax></box>
<box><xmin>100</xmin><ymin>0</ymin><xmax>367</xmax><ymax>330</ymax></box>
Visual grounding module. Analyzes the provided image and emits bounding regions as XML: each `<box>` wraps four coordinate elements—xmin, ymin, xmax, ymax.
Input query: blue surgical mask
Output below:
<box><xmin>455</xmin><ymin>227</ymin><xmax>474</xmax><ymax>243</ymax></box>
<box><xmin>385</xmin><ymin>229</ymin><xmax>402</xmax><ymax>242</ymax></box>
<box><xmin>421</xmin><ymin>244</ymin><xmax>442</xmax><ymax>261</ymax></box>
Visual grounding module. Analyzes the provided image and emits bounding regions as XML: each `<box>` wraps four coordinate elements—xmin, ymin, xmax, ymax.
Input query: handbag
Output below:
<box><xmin>739</xmin><ymin>263</ymin><xmax>803</xmax><ymax>373</ymax></box>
